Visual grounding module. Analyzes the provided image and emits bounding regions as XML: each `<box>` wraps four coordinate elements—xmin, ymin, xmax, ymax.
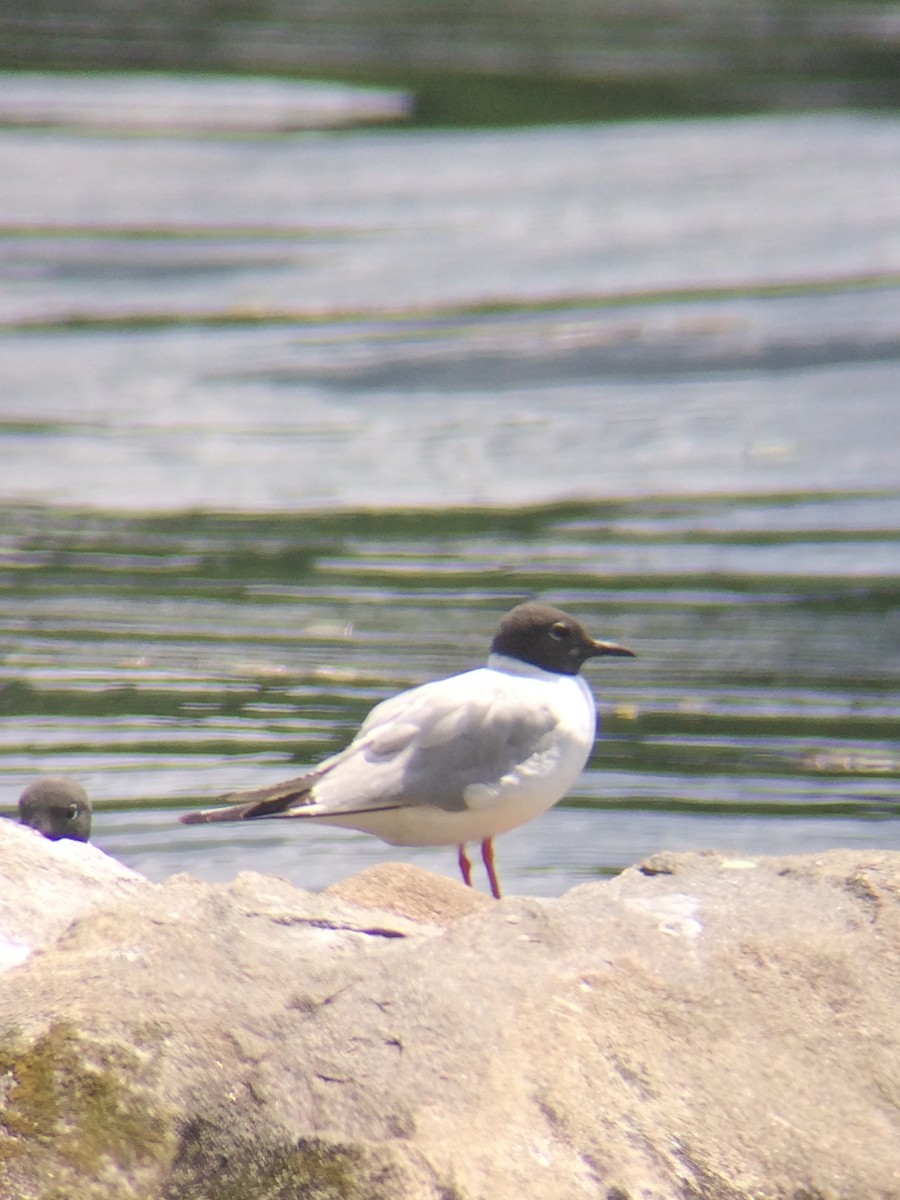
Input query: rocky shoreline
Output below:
<box><xmin>1</xmin><ymin>819</ymin><xmax>899</xmax><ymax>1199</ymax></box>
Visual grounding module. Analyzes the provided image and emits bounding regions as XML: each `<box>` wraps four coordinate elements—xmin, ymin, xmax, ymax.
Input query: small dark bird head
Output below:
<box><xmin>491</xmin><ymin>602</ymin><xmax>635</xmax><ymax>676</ymax></box>
<box><xmin>18</xmin><ymin>776</ymin><xmax>92</xmax><ymax>843</ymax></box>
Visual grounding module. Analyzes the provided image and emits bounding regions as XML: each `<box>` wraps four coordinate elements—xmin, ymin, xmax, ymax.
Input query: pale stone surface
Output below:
<box><xmin>325</xmin><ymin>860</ymin><xmax>493</xmax><ymax>924</ymax></box>
<box><xmin>0</xmin><ymin>818</ymin><xmax>146</xmax><ymax>971</ymax></box>
<box><xmin>1</xmin><ymin>821</ymin><xmax>899</xmax><ymax>1200</ymax></box>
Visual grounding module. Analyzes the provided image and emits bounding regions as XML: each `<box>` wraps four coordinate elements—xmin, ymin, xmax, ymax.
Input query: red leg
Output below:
<box><xmin>481</xmin><ymin>838</ymin><xmax>502</xmax><ymax>899</ymax></box>
<box><xmin>458</xmin><ymin>843</ymin><xmax>473</xmax><ymax>888</ymax></box>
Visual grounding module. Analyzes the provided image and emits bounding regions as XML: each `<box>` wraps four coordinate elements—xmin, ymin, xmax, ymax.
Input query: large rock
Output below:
<box><xmin>0</xmin><ymin>819</ymin><xmax>145</xmax><ymax>970</ymax></box>
<box><xmin>1</xmin><ymin>820</ymin><xmax>899</xmax><ymax>1199</ymax></box>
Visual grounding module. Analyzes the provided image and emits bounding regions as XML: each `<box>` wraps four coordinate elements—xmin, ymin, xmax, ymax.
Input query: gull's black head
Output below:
<box><xmin>490</xmin><ymin>602</ymin><xmax>635</xmax><ymax>676</ymax></box>
<box><xmin>19</xmin><ymin>776</ymin><xmax>92</xmax><ymax>843</ymax></box>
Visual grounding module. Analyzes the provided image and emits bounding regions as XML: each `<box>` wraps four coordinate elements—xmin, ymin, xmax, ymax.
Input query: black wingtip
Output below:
<box><xmin>179</xmin><ymin>810</ymin><xmax>209</xmax><ymax>825</ymax></box>
<box><xmin>179</xmin><ymin>805</ymin><xmax>245</xmax><ymax>824</ymax></box>
<box><xmin>180</xmin><ymin>786</ymin><xmax>314</xmax><ymax>825</ymax></box>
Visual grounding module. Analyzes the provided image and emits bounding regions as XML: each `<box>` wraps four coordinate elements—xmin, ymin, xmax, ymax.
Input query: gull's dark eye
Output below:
<box><xmin>548</xmin><ymin>622</ymin><xmax>570</xmax><ymax>642</ymax></box>
<box><xmin>66</xmin><ymin>804</ymin><xmax>79</xmax><ymax>821</ymax></box>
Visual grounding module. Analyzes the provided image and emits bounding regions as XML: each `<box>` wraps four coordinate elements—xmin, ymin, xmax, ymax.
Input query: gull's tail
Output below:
<box><xmin>179</xmin><ymin>774</ymin><xmax>316</xmax><ymax>824</ymax></box>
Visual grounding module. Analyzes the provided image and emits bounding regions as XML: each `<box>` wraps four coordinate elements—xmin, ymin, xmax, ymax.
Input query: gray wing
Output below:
<box><xmin>180</xmin><ymin>671</ymin><xmax>560</xmax><ymax>824</ymax></box>
<box><xmin>308</xmin><ymin>672</ymin><xmax>560</xmax><ymax>815</ymax></box>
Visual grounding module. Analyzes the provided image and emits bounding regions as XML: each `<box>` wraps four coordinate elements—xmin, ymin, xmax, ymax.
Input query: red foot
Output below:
<box><xmin>481</xmin><ymin>838</ymin><xmax>502</xmax><ymax>899</ymax></box>
<box><xmin>458</xmin><ymin>843</ymin><xmax>473</xmax><ymax>888</ymax></box>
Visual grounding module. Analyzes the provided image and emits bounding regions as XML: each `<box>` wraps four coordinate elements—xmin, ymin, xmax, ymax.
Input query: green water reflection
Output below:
<box><xmin>2</xmin><ymin>494</ymin><xmax>897</xmax><ymax>806</ymax></box>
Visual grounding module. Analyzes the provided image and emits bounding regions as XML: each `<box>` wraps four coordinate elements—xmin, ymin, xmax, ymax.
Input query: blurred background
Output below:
<box><xmin>0</xmin><ymin>0</ymin><xmax>898</xmax><ymax>896</ymax></box>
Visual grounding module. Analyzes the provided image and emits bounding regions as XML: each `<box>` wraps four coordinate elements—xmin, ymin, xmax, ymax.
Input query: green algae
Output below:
<box><xmin>164</xmin><ymin>1120</ymin><xmax>402</xmax><ymax>1200</ymax></box>
<box><xmin>0</xmin><ymin>1023</ymin><xmax>174</xmax><ymax>1195</ymax></box>
<box><xmin>0</xmin><ymin>1024</ymin><xmax>407</xmax><ymax>1199</ymax></box>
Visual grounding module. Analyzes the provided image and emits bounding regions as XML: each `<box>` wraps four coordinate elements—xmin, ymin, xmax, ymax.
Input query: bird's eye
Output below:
<box><xmin>548</xmin><ymin>622</ymin><xmax>570</xmax><ymax>642</ymax></box>
<box><xmin>66</xmin><ymin>804</ymin><xmax>78</xmax><ymax>821</ymax></box>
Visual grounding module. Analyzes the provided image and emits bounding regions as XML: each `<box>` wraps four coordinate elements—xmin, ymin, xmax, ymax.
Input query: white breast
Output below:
<box><xmin>316</xmin><ymin>659</ymin><xmax>598</xmax><ymax>848</ymax></box>
<box><xmin>459</xmin><ymin>666</ymin><xmax>596</xmax><ymax>831</ymax></box>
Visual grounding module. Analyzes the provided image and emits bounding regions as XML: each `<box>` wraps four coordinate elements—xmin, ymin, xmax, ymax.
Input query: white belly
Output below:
<box><xmin>310</xmin><ymin>670</ymin><xmax>597</xmax><ymax>847</ymax></box>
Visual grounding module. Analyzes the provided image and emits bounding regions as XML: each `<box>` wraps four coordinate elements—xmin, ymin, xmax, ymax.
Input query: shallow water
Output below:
<box><xmin>2</xmin><ymin>497</ymin><xmax>897</xmax><ymax>896</ymax></box>
<box><xmin>0</xmin><ymin>98</ymin><xmax>898</xmax><ymax>896</ymax></box>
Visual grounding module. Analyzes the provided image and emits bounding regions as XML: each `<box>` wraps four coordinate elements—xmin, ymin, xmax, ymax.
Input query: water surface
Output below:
<box><xmin>2</xmin><ymin>496</ymin><xmax>897</xmax><ymax>896</ymax></box>
<box><xmin>0</xmin><ymin>101</ymin><xmax>897</xmax><ymax>895</ymax></box>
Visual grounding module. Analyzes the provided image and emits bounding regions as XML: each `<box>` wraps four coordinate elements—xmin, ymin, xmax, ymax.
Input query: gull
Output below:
<box><xmin>180</xmin><ymin>602</ymin><xmax>634</xmax><ymax>897</ymax></box>
<box><xmin>19</xmin><ymin>776</ymin><xmax>92</xmax><ymax>843</ymax></box>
